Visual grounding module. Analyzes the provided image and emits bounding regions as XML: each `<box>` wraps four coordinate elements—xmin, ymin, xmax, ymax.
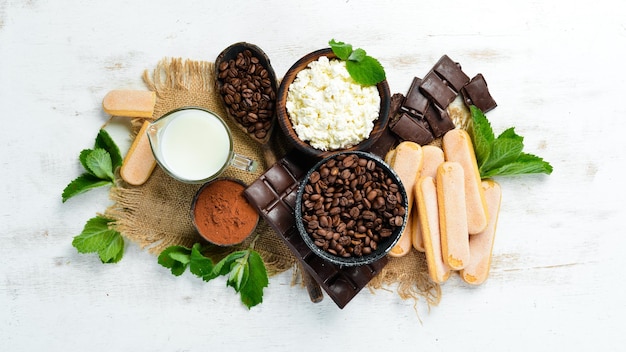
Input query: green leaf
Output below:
<box><xmin>212</xmin><ymin>251</ymin><xmax>246</xmax><ymax>277</ymax></box>
<box><xmin>95</xmin><ymin>129</ymin><xmax>123</xmax><ymax>170</ymax></box>
<box><xmin>346</xmin><ymin>56</ymin><xmax>386</xmax><ymax>86</ymax></box>
<box><xmin>190</xmin><ymin>243</ymin><xmax>215</xmax><ymax>280</ymax></box>
<box><xmin>62</xmin><ymin>173</ymin><xmax>112</xmax><ymax>202</ymax></box>
<box><xmin>84</xmin><ymin>148</ymin><xmax>115</xmax><ymax>181</ymax></box>
<box><xmin>497</xmin><ymin>127</ymin><xmax>524</xmax><ymax>142</ymax></box>
<box><xmin>480</xmin><ymin>136</ymin><xmax>524</xmax><ymax>175</ymax></box>
<box><xmin>329</xmin><ymin>39</ymin><xmax>386</xmax><ymax>86</ymax></box>
<box><xmin>329</xmin><ymin>39</ymin><xmax>352</xmax><ymax>60</ymax></box>
<box><xmin>72</xmin><ymin>216</ymin><xmax>124</xmax><ymax>264</ymax></box>
<box><xmin>226</xmin><ymin>255</ymin><xmax>250</xmax><ymax>292</ymax></box>
<box><xmin>348</xmin><ymin>48</ymin><xmax>366</xmax><ymax>62</ymax></box>
<box><xmin>158</xmin><ymin>245</ymin><xmax>192</xmax><ymax>276</ymax></box>
<box><xmin>239</xmin><ymin>251</ymin><xmax>269</xmax><ymax>309</ymax></box>
<box><xmin>468</xmin><ymin>106</ymin><xmax>495</xmax><ymax>167</ymax></box>
<box><xmin>481</xmin><ymin>153</ymin><xmax>553</xmax><ymax>177</ymax></box>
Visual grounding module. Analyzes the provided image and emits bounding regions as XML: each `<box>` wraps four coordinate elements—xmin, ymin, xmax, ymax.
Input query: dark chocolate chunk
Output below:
<box><xmin>420</xmin><ymin>71</ymin><xmax>457</xmax><ymax>109</ymax></box>
<box><xmin>424</xmin><ymin>104</ymin><xmax>455</xmax><ymax>138</ymax></box>
<box><xmin>433</xmin><ymin>55</ymin><xmax>470</xmax><ymax>92</ymax></box>
<box><xmin>243</xmin><ymin>153</ymin><xmax>388</xmax><ymax>309</ymax></box>
<box><xmin>461</xmin><ymin>73</ymin><xmax>497</xmax><ymax>113</ymax></box>
<box><xmin>390</xmin><ymin>112</ymin><xmax>434</xmax><ymax>145</ymax></box>
<box><xmin>402</xmin><ymin>77</ymin><xmax>429</xmax><ymax>116</ymax></box>
<box><xmin>366</xmin><ymin>93</ymin><xmax>403</xmax><ymax>158</ymax></box>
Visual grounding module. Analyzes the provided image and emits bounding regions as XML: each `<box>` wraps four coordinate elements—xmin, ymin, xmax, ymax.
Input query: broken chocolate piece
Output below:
<box><xmin>461</xmin><ymin>73</ymin><xmax>497</xmax><ymax>113</ymax></box>
<box><xmin>424</xmin><ymin>104</ymin><xmax>456</xmax><ymax>138</ymax></box>
<box><xmin>402</xmin><ymin>77</ymin><xmax>429</xmax><ymax>117</ymax></box>
<box><xmin>420</xmin><ymin>71</ymin><xmax>457</xmax><ymax>109</ymax></box>
<box><xmin>390</xmin><ymin>112</ymin><xmax>434</xmax><ymax>145</ymax></box>
<box><xmin>366</xmin><ymin>93</ymin><xmax>403</xmax><ymax>158</ymax></box>
<box><xmin>433</xmin><ymin>55</ymin><xmax>470</xmax><ymax>92</ymax></box>
<box><xmin>243</xmin><ymin>153</ymin><xmax>388</xmax><ymax>309</ymax></box>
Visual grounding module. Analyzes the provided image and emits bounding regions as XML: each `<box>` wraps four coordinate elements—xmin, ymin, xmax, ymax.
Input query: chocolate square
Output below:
<box><xmin>433</xmin><ymin>55</ymin><xmax>470</xmax><ymax>92</ymax></box>
<box><xmin>420</xmin><ymin>71</ymin><xmax>457</xmax><ymax>109</ymax></box>
<box><xmin>424</xmin><ymin>104</ymin><xmax>455</xmax><ymax>138</ymax></box>
<box><xmin>402</xmin><ymin>77</ymin><xmax>429</xmax><ymax>116</ymax></box>
<box><xmin>390</xmin><ymin>112</ymin><xmax>434</xmax><ymax>145</ymax></box>
<box><xmin>461</xmin><ymin>74</ymin><xmax>497</xmax><ymax>113</ymax></box>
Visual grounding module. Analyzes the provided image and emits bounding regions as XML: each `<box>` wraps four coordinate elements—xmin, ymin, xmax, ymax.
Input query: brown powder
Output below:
<box><xmin>192</xmin><ymin>179</ymin><xmax>259</xmax><ymax>246</ymax></box>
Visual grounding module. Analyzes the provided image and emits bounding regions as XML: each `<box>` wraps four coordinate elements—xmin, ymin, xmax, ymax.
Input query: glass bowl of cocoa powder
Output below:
<box><xmin>295</xmin><ymin>151</ymin><xmax>408</xmax><ymax>266</ymax></box>
<box><xmin>191</xmin><ymin>177</ymin><xmax>260</xmax><ymax>246</ymax></box>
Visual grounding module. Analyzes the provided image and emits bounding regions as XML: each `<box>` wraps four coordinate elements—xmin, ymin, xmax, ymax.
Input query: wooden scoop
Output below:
<box><xmin>215</xmin><ymin>42</ymin><xmax>279</xmax><ymax>169</ymax></box>
<box><xmin>216</xmin><ymin>43</ymin><xmax>323</xmax><ymax>303</ymax></box>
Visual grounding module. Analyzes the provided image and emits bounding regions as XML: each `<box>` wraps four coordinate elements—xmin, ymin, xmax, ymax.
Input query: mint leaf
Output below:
<box><xmin>346</xmin><ymin>56</ymin><xmax>386</xmax><ymax>86</ymax></box>
<box><xmin>348</xmin><ymin>48</ymin><xmax>366</xmax><ymax>62</ymax></box>
<box><xmin>158</xmin><ymin>245</ymin><xmax>192</xmax><ymax>276</ymax></box>
<box><xmin>328</xmin><ymin>39</ymin><xmax>386</xmax><ymax>86</ymax></box>
<box><xmin>468</xmin><ymin>105</ymin><xmax>495</xmax><ymax>167</ymax></box>
<box><xmin>157</xmin><ymin>242</ymin><xmax>268</xmax><ymax>308</ymax></box>
<box><xmin>72</xmin><ymin>216</ymin><xmax>124</xmax><ymax>263</ymax></box>
<box><xmin>481</xmin><ymin>153</ymin><xmax>553</xmax><ymax>177</ymax></box>
<box><xmin>84</xmin><ymin>148</ymin><xmax>115</xmax><ymax>181</ymax></box>
<box><xmin>212</xmin><ymin>251</ymin><xmax>245</xmax><ymax>277</ymax></box>
<box><xmin>190</xmin><ymin>243</ymin><xmax>215</xmax><ymax>280</ymax></box>
<box><xmin>95</xmin><ymin>129</ymin><xmax>123</xmax><ymax>170</ymax></box>
<box><xmin>468</xmin><ymin>105</ymin><xmax>553</xmax><ymax>178</ymax></box>
<box><xmin>226</xmin><ymin>255</ymin><xmax>250</xmax><ymax>292</ymax></box>
<box><xmin>239</xmin><ymin>251</ymin><xmax>268</xmax><ymax>309</ymax></box>
<box><xmin>329</xmin><ymin>39</ymin><xmax>352</xmax><ymax>60</ymax></box>
<box><xmin>62</xmin><ymin>173</ymin><xmax>112</xmax><ymax>202</ymax></box>
<box><xmin>479</xmin><ymin>136</ymin><xmax>524</xmax><ymax>174</ymax></box>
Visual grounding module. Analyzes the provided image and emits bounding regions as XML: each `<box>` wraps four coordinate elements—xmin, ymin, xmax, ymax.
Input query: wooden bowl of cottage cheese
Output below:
<box><xmin>277</xmin><ymin>48</ymin><xmax>391</xmax><ymax>158</ymax></box>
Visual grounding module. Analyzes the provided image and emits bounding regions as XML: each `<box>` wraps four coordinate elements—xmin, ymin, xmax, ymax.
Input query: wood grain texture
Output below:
<box><xmin>1</xmin><ymin>0</ymin><xmax>625</xmax><ymax>351</ymax></box>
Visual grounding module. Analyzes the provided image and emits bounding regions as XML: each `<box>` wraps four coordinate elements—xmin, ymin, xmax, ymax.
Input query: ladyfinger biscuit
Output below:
<box><xmin>412</xmin><ymin>145</ymin><xmax>445</xmax><ymax>252</ymax></box>
<box><xmin>442</xmin><ymin>129</ymin><xmax>489</xmax><ymax>235</ymax></box>
<box><xmin>461</xmin><ymin>180</ymin><xmax>502</xmax><ymax>285</ymax></box>
<box><xmin>436</xmin><ymin>161</ymin><xmax>469</xmax><ymax>270</ymax></box>
<box><xmin>388</xmin><ymin>141</ymin><xmax>423</xmax><ymax>257</ymax></box>
<box><xmin>120</xmin><ymin>120</ymin><xmax>157</xmax><ymax>185</ymax></box>
<box><xmin>416</xmin><ymin>176</ymin><xmax>451</xmax><ymax>283</ymax></box>
<box><xmin>102</xmin><ymin>90</ymin><xmax>156</xmax><ymax>118</ymax></box>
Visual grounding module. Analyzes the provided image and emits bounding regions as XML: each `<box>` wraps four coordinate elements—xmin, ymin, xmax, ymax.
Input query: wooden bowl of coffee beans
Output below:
<box><xmin>295</xmin><ymin>151</ymin><xmax>408</xmax><ymax>266</ymax></box>
<box><xmin>276</xmin><ymin>48</ymin><xmax>391</xmax><ymax>159</ymax></box>
<box><xmin>216</xmin><ymin>42</ymin><xmax>278</xmax><ymax>145</ymax></box>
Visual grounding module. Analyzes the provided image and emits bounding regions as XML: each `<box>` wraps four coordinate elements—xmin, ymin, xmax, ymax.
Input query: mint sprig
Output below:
<box><xmin>329</xmin><ymin>39</ymin><xmax>386</xmax><ymax>86</ymax></box>
<box><xmin>62</xmin><ymin>129</ymin><xmax>123</xmax><ymax>202</ymax></box>
<box><xmin>158</xmin><ymin>241</ymin><xmax>269</xmax><ymax>309</ymax></box>
<box><xmin>468</xmin><ymin>105</ymin><xmax>553</xmax><ymax>178</ymax></box>
<box><xmin>72</xmin><ymin>216</ymin><xmax>125</xmax><ymax>263</ymax></box>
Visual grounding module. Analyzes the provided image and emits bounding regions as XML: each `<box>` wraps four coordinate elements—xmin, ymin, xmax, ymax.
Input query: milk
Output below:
<box><xmin>159</xmin><ymin>110</ymin><xmax>231</xmax><ymax>181</ymax></box>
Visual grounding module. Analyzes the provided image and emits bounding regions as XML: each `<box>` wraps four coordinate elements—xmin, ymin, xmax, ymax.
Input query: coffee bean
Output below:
<box><xmin>218</xmin><ymin>49</ymin><xmax>275</xmax><ymax>141</ymax></box>
<box><xmin>301</xmin><ymin>154</ymin><xmax>406</xmax><ymax>258</ymax></box>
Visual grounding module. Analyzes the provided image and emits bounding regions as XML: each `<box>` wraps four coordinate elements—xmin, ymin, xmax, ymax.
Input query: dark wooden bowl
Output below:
<box><xmin>276</xmin><ymin>48</ymin><xmax>391</xmax><ymax>159</ymax></box>
<box><xmin>215</xmin><ymin>42</ymin><xmax>279</xmax><ymax>146</ymax></box>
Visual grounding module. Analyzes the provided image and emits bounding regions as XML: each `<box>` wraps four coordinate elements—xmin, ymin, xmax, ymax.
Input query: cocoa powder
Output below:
<box><xmin>192</xmin><ymin>178</ymin><xmax>259</xmax><ymax>246</ymax></box>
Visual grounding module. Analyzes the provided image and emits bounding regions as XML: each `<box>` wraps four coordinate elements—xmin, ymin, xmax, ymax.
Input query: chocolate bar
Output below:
<box><xmin>432</xmin><ymin>55</ymin><xmax>470</xmax><ymax>92</ymax></box>
<box><xmin>402</xmin><ymin>77</ymin><xmax>429</xmax><ymax>117</ymax></box>
<box><xmin>461</xmin><ymin>74</ymin><xmax>497</xmax><ymax>113</ymax></box>
<box><xmin>390</xmin><ymin>112</ymin><xmax>434</xmax><ymax>145</ymax></box>
<box><xmin>424</xmin><ymin>103</ymin><xmax>455</xmax><ymax>138</ymax></box>
<box><xmin>243</xmin><ymin>153</ymin><xmax>388</xmax><ymax>309</ymax></box>
<box><xmin>419</xmin><ymin>71</ymin><xmax>457</xmax><ymax>110</ymax></box>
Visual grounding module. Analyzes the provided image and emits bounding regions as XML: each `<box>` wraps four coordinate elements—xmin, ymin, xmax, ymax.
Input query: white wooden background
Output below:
<box><xmin>2</xmin><ymin>0</ymin><xmax>625</xmax><ymax>350</ymax></box>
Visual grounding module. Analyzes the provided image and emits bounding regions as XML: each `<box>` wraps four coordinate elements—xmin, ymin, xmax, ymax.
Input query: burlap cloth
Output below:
<box><xmin>106</xmin><ymin>58</ymin><xmax>441</xmax><ymax>306</ymax></box>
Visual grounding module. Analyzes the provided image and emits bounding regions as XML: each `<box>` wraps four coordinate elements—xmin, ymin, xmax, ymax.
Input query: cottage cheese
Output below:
<box><xmin>286</xmin><ymin>56</ymin><xmax>380</xmax><ymax>151</ymax></box>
